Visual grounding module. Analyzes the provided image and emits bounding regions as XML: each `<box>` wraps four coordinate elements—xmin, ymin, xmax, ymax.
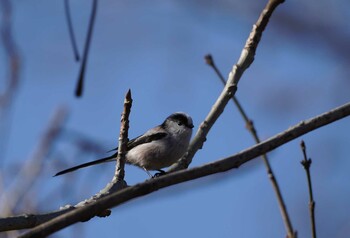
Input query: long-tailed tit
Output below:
<box><xmin>54</xmin><ymin>112</ymin><xmax>194</xmax><ymax>177</ymax></box>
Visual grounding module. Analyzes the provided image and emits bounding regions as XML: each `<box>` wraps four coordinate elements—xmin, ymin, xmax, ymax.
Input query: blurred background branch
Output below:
<box><xmin>0</xmin><ymin>0</ymin><xmax>21</xmax><ymax>167</ymax></box>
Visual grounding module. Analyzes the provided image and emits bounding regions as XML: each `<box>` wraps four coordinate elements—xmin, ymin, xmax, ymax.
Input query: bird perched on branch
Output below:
<box><xmin>54</xmin><ymin>112</ymin><xmax>194</xmax><ymax>177</ymax></box>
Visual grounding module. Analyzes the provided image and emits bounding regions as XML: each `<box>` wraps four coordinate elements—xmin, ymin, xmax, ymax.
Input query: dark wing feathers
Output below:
<box><xmin>127</xmin><ymin>132</ymin><xmax>167</xmax><ymax>150</ymax></box>
<box><xmin>106</xmin><ymin>132</ymin><xmax>167</xmax><ymax>153</ymax></box>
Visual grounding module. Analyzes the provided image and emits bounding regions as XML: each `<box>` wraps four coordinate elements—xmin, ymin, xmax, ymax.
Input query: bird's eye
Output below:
<box><xmin>178</xmin><ymin>122</ymin><xmax>183</xmax><ymax>126</ymax></box>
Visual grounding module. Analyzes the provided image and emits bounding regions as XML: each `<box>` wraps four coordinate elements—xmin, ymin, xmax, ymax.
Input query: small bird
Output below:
<box><xmin>54</xmin><ymin>112</ymin><xmax>194</xmax><ymax>177</ymax></box>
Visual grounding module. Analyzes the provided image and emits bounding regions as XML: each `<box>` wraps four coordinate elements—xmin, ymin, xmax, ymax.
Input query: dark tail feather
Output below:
<box><xmin>54</xmin><ymin>155</ymin><xmax>116</xmax><ymax>177</ymax></box>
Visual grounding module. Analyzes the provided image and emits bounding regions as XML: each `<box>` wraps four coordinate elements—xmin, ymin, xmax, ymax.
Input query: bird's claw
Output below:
<box><xmin>152</xmin><ymin>170</ymin><xmax>166</xmax><ymax>178</ymax></box>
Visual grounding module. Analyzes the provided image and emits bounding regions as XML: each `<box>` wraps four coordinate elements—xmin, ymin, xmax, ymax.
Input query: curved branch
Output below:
<box><xmin>75</xmin><ymin>0</ymin><xmax>98</xmax><ymax>97</ymax></box>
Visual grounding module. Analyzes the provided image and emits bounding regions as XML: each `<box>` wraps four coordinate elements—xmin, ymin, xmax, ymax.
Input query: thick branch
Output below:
<box><xmin>0</xmin><ymin>209</ymin><xmax>75</xmax><ymax>232</ymax></box>
<box><xmin>18</xmin><ymin>102</ymin><xmax>350</xmax><ymax>238</ymax></box>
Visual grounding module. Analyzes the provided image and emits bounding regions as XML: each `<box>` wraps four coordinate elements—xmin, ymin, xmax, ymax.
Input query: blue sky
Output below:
<box><xmin>1</xmin><ymin>0</ymin><xmax>350</xmax><ymax>237</ymax></box>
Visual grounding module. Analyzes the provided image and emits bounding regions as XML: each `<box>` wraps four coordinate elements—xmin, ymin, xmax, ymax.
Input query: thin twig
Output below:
<box><xmin>64</xmin><ymin>0</ymin><xmax>80</xmax><ymax>61</ymax></box>
<box><xmin>300</xmin><ymin>140</ymin><xmax>316</xmax><ymax>238</ymax></box>
<box><xmin>74</xmin><ymin>89</ymin><xmax>132</xmax><ymax>218</ymax></box>
<box><xmin>75</xmin><ymin>0</ymin><xmax>98</xmax><ymax>97</ymax></box>
<box><xmin>169</xmin><ymin>0</ymin><xmax>285</xmax><ymax>172</ymax></box>
<box><xmin>205</xmin><ymin>54</ymin><xmax>295</xmax><ymax>238</ymax></box>
<box><xmin>73</xmin><ymin>90</ymin><xmax>132</xmax><ymax>213</ymax></box>
<box><xmin>115</xmin><ymin>89</ymin><xmax>132</xmax><ymax>182</ymax></box>
<box><xmin>17</xmin><ymin>101</ymin><xmax>350</xmax><ymax>237</ymax></box>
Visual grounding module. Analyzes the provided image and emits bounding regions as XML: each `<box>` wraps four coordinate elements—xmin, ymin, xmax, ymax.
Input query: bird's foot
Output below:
<box><xmin>152</xmin><ymin>170</ymin><xmax>166</xmax><ymax>178</ymax></box>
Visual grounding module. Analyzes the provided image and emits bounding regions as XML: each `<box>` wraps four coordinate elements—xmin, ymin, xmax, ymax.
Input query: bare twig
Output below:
<box><xmin>72</xmin><ymin>90</ymin><xmax>131</xmax><ymax>218</ymax></box>
<box><xmin>64</xmin><ymin>0</ymin><xmax>80</xmax><ymax>61</ymax></box>
<box><xmin>205</xmin><ymin>54</ymin><xmax>296</xmax><ymax>238</ymax></box>
<box><xmin>169</xmin><ymin>0</ymin><xmax>285</xmax><ymax>172</ymax></box>
<box><xmin>300</xmin><ymin>140</ymin><xmax>316</xmax><ymax>238</ymax></box>
<box><xmin>74</xmin><ymin>90</ymin><xmax>132</xmax><ymax>212</ymax></box>
<box><xmin>17</xmin><ymin>101</ymin><xmax>350</xmax><ymax>237</ymax></box>
<box><xmin>115</xmin><ymin>89</ymin><xmax>132</xmax><ymax>182</ymax></box>
<box><xmin>75</xmin><ymin>0</ymin><xmax>98</xmax><ymax>97</ymax></box>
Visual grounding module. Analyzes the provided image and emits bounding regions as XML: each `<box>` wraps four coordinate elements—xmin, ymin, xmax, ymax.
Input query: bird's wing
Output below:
<box><xmin>127</xmin><ymin>131</ymin><xmax>168</xmax><ymax>149</ymax></box>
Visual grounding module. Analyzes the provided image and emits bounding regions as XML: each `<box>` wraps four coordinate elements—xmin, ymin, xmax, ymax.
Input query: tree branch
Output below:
<box><xmin>18</xmin><ymin>101</ymin><xmax>350</xmax><ymax>238</ymax></box>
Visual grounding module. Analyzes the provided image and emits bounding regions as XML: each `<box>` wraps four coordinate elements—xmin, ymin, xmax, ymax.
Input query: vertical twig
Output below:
<box><xmin>80</xmin><ymin>89</ymin><xmax>132</xmax><ymax>217</ymax></box>
<box><xmin>73</xmin><ymin>89</ymin><xmax>132</xmax><ymax>215</ymax></box>
<box><xmin>115</xmin><ymin>89</ymin><xmax>132</xmax><ymax>182</ymax></box>
<box><xmin>205</xmin><ymin>54</ymin><xmax>296</xmax><ymax>238</ymax></box>
<box><xmin>75</xmin><ymin>0</ymin><xmax>98</xmax><ymax>97</ymax></box>
<box><xmin>300</xmin><ymin>140</ymin><xmax>316</xmax><ymax>238</ymax></box>
<box><xmin>64</xmin><ymin>0</ymin><xmax>80</xmax><ymax>61</ymax></box>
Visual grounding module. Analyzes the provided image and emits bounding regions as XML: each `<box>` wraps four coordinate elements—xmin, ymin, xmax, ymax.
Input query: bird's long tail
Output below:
<box><xmin>54</xmin><ymin>154</ymin><xmax>116</xmax><ymax>177</ymax></box>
